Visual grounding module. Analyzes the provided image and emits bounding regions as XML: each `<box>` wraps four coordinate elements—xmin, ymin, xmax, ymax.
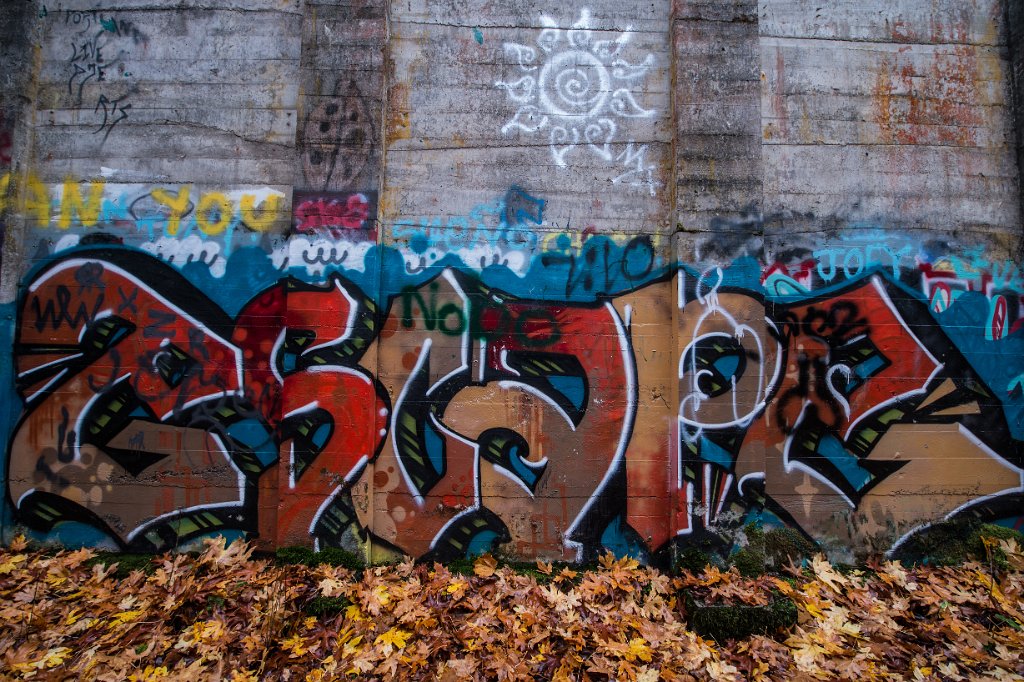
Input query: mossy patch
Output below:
<box><xmin>684</xmin><ymin>591</ymin><xmax>797</xmax><ymax>642</ymax></box>
<box><xmin>729</xmin><ymin>548</ymin><xmax>766</xmax><ymax>577</ymax></box>
<box><xmin>759</xmin><ymin>527</ymin><xmax>818</xmax><ymax>568</ymax></box>
<box><xmin>674</xmin><ymin>547</ymin><xmax>715</xmax><ymax>575</ymax></box>
<box><xmin>275</xmin><ymin>546</ymin><xmax>364</xmax><ymax>570</ymax></box>
<box><xmin>891</xmin><ymin>520</ymin><xmax>1024</xmax><ymax>568</ymax></box>
<box><xmin>303</xmin><ymin>595</ymin><xmax>352</xmax><ymax>617</ymax></box>
<box><xmin>720</xmin><ymin>525</ymin><xmax>818</xmax><ymax>576</ymax></box>
<box><xmin>85</xmin><ymin>552</ymin><xmax>157</xmax><ymax>579</ymax></box>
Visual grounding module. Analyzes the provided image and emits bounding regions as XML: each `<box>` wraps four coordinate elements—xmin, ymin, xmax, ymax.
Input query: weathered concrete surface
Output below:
<box><xmin>0</xmin><ymin>0</ymin><xmax>41</xmax><ymax>303</ymax></box>
<box><xmin>295</xmin><ymin>0</ymin><xmax>385</xmax><ymax>195</ymax></box>
<box><xmin>760</xmin><ymin>0</ymin><xmax>1020</xmax><ymax>244</ymax></box>
<box><xmin>1008</xmin><ymin>0</ymin><xmax>1024</xmax><ymax>247</ymax></box>
<box><xmin>673</xmin><ymin>0</ymin><xmax>762</xmax><ymax>246</ymax></box>
<box><xmin>31</xmin><ymin>5</ymin><xmax>300</xmax><ymax>184</ymax></box>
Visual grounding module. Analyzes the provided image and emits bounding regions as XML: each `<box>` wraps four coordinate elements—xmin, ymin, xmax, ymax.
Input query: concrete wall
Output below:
<box><xmin>1009</xmin><ymin>0</ymin><xmax>1024</xmax><ymax>243</ymax></box>
<box><xmin>0</xmin><ymin>0</ymin><xmax>1021</xmax><ymax>563</ymax></box>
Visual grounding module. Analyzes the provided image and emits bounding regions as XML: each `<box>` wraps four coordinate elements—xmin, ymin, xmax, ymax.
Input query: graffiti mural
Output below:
<box><xmin>4</xmin><ymin>209</ymin><xmax>1024</xmax><ymax>561</ymax></box>
<box><xmin>0</xmin><ymin>173</ymin><xmax>1020</xmax><ymax>560</ymax></box>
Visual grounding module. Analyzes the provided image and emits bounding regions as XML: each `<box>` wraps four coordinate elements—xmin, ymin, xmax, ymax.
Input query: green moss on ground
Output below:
<box><xmin>891</xmin><ymin>520</ymin><xmax>1024</xmax><ymax>568</ymax></box>
<box><xmin>674</xmin><ymin>547</ymin><xmax>715</xmax><ymax>575</ymax></box>
<box><xmin>303</xmin><ymin>595</ymin><xmax>353</xmax><ymax>617</ymax></box>
<box><xmin>85</xmin><ymin>553</ymin><xmax>157</xmax><ymax>579</ymax></box>
<box><xmin>684</xmin><ymin>591</ymin><xmax>798</xmax><ymax>642</ymax></box>
<box><xmin>720</xmin><ymin>524</ymin><xmax>818</xmax><ymax>577</ymax></box>
<box><xmin>274</xmin><ymin>546</ymin><xmax>364</xmax><ymax>570</ymax></box>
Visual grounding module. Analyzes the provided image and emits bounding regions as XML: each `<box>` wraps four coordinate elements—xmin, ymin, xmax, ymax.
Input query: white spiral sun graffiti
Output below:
<box><xmin>496</xmin><ymin>9</ymin><xmax>656</xmax><ymax>169</ymax></box>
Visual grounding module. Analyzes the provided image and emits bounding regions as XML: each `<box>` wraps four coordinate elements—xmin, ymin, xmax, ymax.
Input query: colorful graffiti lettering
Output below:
<box><xmin>0</xmin><ymin>174</ymin><xmax>286</xmax><ymax>249</ymax></box>
<box><xmin>6</xmin><ymin>240</ymin><xmax>1023</xmax><ymax>561</ymax></box>
<box><xmin>293</xmin><ymin>192</ymin><xmax>376</xmax><ymax>238</ymax></box>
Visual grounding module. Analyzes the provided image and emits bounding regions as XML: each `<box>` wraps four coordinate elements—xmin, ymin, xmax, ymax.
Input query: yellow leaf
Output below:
<box><xmin>810</xmin><ymin>554</ymin><xmax>847</xmax><ymax>591</ymax></box>
<box><xmin>9</xmin><ymin>534</ymin><xmax>28</xmax><ymax>552</ymax></box>
<box><xmin>536</xmin><ymin>560</ymin><xmax>554</xmax><ymax>575</ymax></box>
<box><xmin>40</xmin><ymin>647</ymin><xmax>72</xmax><ymax>669</ymax></box>
<box><xmin>129</xmin><ymin>666</ymin><xmax>169</xmax><ymax>681</ymax></box>
<box><xmin>375</xmin><ymin>627</ymin><xmax>411</xmax><ymax>652</ymax></box>
<box><xmin>557</xmin><ymin>567</ymin><xmax>578</xmax><ymax>582</ymax></box>
<box><xmin>282</xmin><ymin>633</ymin><xmax>308</xmax><ymax>658</ymax></box>
<box><xmin>12</xmin><ymin>647</ymin><xmax>73</xmax><ymax>673</ymax></box>
<box><xmin>342</xmin><ymin>634</ymin><xmax>364</xmax><ymax>655</ymax></box>
<box><xmin>108</xmin><ymin>610</ymin><xmax>144</xmax><ymax>628</ymax></box>
<box><xmin>772</xmin><ymin>577</ymin><xmax>795</xmax><ymax>595</ymax></box>
<box><xmin>473</xmin><ymin>553</ymin><xmax>498</xmax><ymax>578</ymax></box>
<box><xmin>804</xmin><ymin>602</ymin><xmax>825</xmax><ymax>620</ymax></box>
<box><xmin>626</xmin><ymin>637</ymin><xmax>653</xmax><ymax>663</ymax></box>
<box><xmin>372</xmin><ymin>584</ymin><xmax>390</xmax><ymax>605</ymax></box>
<box><xmin>446</xmin><ymin>579</ymin><xmax>468</xmax><ymax>595</ymax></box>
<box><xmin>0</xmin><ymin>554</ymin><xmax>26</xmax><ymax>575</ymax></box>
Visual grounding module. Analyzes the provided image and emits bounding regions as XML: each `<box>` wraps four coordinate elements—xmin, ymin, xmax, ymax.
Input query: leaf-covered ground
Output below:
<box><xmin>1</xmin><ymin>536</ymin><xmax>1023</xmax><ymax>681</ymax></box>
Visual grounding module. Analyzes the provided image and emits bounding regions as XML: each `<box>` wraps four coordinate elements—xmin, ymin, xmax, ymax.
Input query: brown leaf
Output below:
<box><xmin>473</xmin><ymin>554</ymin><xmax>498</xmax><ymax>578</ymax></box>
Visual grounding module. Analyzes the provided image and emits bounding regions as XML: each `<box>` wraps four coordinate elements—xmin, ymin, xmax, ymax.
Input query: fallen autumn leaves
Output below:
<box><xmin>1</xmin><ymin>535</ymin><xmax>1023</xmax><ymax>681</ymax></box>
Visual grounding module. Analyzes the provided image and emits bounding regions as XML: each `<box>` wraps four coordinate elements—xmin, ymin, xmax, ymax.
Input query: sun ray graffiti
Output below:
<box><xmin>496</xmin><ymin>8</ymin><xmax>656</xmax><ymax>171</ymax></box>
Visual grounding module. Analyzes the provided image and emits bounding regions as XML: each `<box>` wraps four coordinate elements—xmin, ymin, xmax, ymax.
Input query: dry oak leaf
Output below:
<box><xmin>636</xmin><ymin>667</ymin><xmax>661</xmax><ymax>682</ymax></box>
<box><xmin>625</xmin><ymin>637</ymin><xmax>654</xmax><ymax>663</ymax></box>
<box><xmin>446</xmin><ymin>579</ymin><xmax>469</xmax><ymax>599</ymax></box>
<box><xmin>809</xmin><ymin>554</ymin><xmax>848</xmax><ymax>593</ymax></box>
<box><xmin>318</xmin><ymin>576</ymin><xmax>346</xmax><ymax>597</ymax></box>
<box><xmin>473</xmin><ymin>553</ymin><xmax>498</xmax><ymax>578</ymax></box>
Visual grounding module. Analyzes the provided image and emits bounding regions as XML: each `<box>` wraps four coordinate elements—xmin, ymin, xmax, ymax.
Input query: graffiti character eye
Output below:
<box><xmin>152</xmin><ymin>343</ymin><xmax>197</xmax><ymax>388</ymax></box>
<box><xmin>683</xmin><ymin>334</ymin><xmax>748</xmax><ymax>399</ymax></box>
<box><xmin>279</xmin><ymin>408</ymin><xmax>334</xmax><ymax>483</ymax></box>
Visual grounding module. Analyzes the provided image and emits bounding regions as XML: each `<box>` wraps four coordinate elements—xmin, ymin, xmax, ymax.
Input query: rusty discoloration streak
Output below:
<box><xmin>386</xmin><ymin>82</ymin><xmax>410</xmax><ymax>143</ymax></box>
<box><xmin>873</xmin><ymin>45</ymin><xmax>984</xmax><ymax>147</ymax></box>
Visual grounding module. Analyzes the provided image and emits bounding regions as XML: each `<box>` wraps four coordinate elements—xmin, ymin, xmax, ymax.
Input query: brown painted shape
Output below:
<box><xmin>613</xmin><ymin>282</ymin><xmax>675</xmax><ymax>551</ymax></box>
<box><xmin>353</xmin><ymin>272</ymin><xmax>473</xmax><ymax>555</ymax></box>
<box><xmin>9</xmin><ymin>405</ymin><xmax>241</xmax><ymax>542</ymax></box>
<box><xmin>302</xmin><ymin>82</ymin><xmax>374</xmax><ymax>192</ymax></box>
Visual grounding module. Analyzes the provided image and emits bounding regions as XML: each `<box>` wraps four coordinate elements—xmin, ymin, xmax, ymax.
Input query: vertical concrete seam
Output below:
<box><xmin>369</xmin><ymin>0</ymin><xmax>394</xmax><ymax>565</ymax></box>
<box><xmin>1007</xmin><ymin>0</ymin><xmax>1024</xmax><ymax>262</ymax></box>
<box><xmin>668</xmin><ymin>0</ymin><xmax>680</xmax><ymax>572</ymax></box>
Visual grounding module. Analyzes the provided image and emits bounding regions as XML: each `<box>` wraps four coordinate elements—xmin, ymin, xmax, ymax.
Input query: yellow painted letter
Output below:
<box><xmin>196</xmin><ymin>192</ymin><xmax>233</xmax><ymax>236</ymax></box>
<box><xmin>58</xmin><ymin>177</ymin><xmax>105</xmax><ymax>229</ymax></box>
<box><xmin>239</xmin><ymin>193</ymin><xmax>280</xmax><ymax>233</ymax></box>
<box><xmin>24</xmin><ymin>173</ymin><xmax>50</xmax><ymax>227</ymax></box>
<box><xmin>150</xmin><ymin>186</ymin><xmax>191</xmax><ymax>236</ymax></box>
